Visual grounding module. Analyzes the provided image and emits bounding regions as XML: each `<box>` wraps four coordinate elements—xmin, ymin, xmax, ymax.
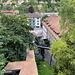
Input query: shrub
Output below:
<box><xmin>38</xmin><ymin>61</ymin><xmax>55</xmax><ymax>75</ymax></box>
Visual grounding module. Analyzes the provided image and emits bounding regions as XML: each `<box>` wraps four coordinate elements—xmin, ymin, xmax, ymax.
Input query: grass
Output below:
<box><xmin>38</xmin><ymin>61</ymin><xmax>55</xmax><ymax>75</ymax></box>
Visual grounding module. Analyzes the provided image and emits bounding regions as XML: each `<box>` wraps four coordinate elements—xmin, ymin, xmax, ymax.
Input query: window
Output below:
<box><xmin>36</xmin><ymin>26</ymin><xmax>39</xmax><ymax>28</ymax></box>
<box><xmin>37</xmin><ymin>23</ymin><xmax>39</xmax><ymax>25</ymax></box>
<box><xmin>37</xmin><ymin>21</ymin><xmax>39</xmax><ymax>22</ymax></box>
<box><xmin>33</xmin><ymin>21</ymin><xmax>35</xmax><ymax>22</ymax></box>
<box><xmin>37</xmin><ymin>18</ymin><xmax>39</xmax><ymax>19</ymax></box>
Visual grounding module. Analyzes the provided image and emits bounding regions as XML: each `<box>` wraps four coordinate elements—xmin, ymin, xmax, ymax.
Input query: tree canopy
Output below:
<box><xmin>28</xmin><ymin>6</ymin><xmax>34</xmax><ymax>13</ymax></box>
<box><xmin>0</xmin><ymin>13</ymin><xmax>34</xmax><ymax>74</ymax></box>
<box><xmin>51</xmin><ymin>0</ymin><xmax>75</xmax><ymax>75</ymax></box>
<box><xmin>15</xmin><ymin>5</ymin><xmax>28</xmax><ymax>14</ymax></box>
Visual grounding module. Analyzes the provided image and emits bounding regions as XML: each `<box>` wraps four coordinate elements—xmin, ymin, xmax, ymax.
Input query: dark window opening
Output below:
<box><xmin>50</xmin><ymin>27</ymin><xmax>60</xmax><ymax>35</ymax></box>
<box><xmin>48</xmin><ymin>25</ymin><xmax>50</xmax><ymax>27</ymax></box>
<box><xmin>56</xmin><ymin>33</ymin><xmax>60</xmax><ymax>35</ymax></box>
<box><xmin>4</xmin><ymin>69</ymin><xmax>20</xmax><ymax>75</ymax></box>
<box><xmin>59</xmin><ymin>35</ymin><xmax>61</xmax><ymax>38</ymax></box>
<box><xmin>37</xmin><ymin>21</ymin><xmax>39</xmax><ymax>22</ymax></box>
<box><xmin>47</xmin><ymin>23</ymin><xmax>49</xmax><ymax>24</ymax></box>
<box><xmin>36</xmin><ymin>26</ymin><xmax>39</xmax><ymax>28</ymax></box>
<box><xmin>37</xmin><ymin>23</ymin><xmax>39</xmax><ymax>25</ymax></box>
<box><xmin>50</xmin><ymin>27</ymin><xmax>53</xmax><ymax>30</ymax></box>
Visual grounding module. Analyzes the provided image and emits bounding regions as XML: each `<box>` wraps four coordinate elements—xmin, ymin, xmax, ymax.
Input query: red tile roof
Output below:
<box><xmin>42</xmin><ymin>15</ymin><xmax>61</xmax><ymax>40</ymax></box>
<box><xmin>2</xmin><ymin>2</ymin><xmax>11</xmax><ymax>4</ymax></box>
<box><xmin>4</xmin><ymin>50</ymin><xmax>38</xmax><ymax>75</ymax></box>
<box><xmin>2</xmin><ymin>2</ymin><xmax>16</xmax><ymax>5</ymax></box>
<box><xmin>1</xmin><ymin>10</ymin><xmax>14</xmax><ymax>13</ymax></box>
<box><xmin>1</xmin><ymin>10</ymin><xmax>15</xmax><ymax>15</ymax></box>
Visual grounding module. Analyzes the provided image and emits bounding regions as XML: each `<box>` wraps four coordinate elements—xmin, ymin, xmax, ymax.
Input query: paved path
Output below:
<box><xmin>44</xmin><ymin>50</ymin><xmax>56</xmax><ymax>66</ymax></box>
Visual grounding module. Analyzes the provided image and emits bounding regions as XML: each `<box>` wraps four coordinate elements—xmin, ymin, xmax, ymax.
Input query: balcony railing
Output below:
<box><xmin>29</xmin><ymin>19</ymin><xmax>35</xmax><ymax>21</ymax></box>
<box><xmin>31</xmin><ymin>25</ymin><xmax>35</xmax><ymax>27</ymax></box>
<box><xmin>30</xmin><ymin>22</ymin><xmax>35</xmax><ymax>24</ymax></box>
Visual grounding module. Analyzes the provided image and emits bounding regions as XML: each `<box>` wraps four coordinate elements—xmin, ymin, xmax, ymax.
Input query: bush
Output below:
<box><xmin>42</xmin><ymin>15</ymin><xmax>48</xmax><ymax>21</ymax></box>
<box><xmin>38</xmin><ymin>61</ymin><xmax>55</xmax><ymax>75</ymax></box>
<box><xmin>35</xmin><ymin>54</ymin><xmax>42</xmax><ymax>65</ymax></box>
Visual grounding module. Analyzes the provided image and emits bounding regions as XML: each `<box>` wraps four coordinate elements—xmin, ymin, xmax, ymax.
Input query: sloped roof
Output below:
<box><xmin>42</xmin><ymin>15</ymin><xmax>61</xmax><ymax>40</ymax></box>
<box><xmin>4</xmin><ymin>50</ymin><xmax>38</xmax><ymax>75</ymax></box>
<box><xmin>2</xmin><ymin>2</ymin><xmax>11</xmax><ymax>4</ymax></box>
<box><xmin>1</xmin><ymin>10</ymin><xmax>14</xmax><ymax>13</ymax></box>
<box><xmin>26</xmin><ymin>13</ymin><xmax>42</xmax><ymax>18</ymax></box>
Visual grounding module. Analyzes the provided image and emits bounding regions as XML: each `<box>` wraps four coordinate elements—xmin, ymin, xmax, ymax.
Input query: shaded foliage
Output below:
<box><xmin>0</xmin><ymin>13</ymin><xmax>34</xmax><ymax>61</ymax></box>
<box><xmin>38</xmin><ymin>61</ymin><xmax>54</xmax><ymax>75</ymax></box>
<box><xmin>42</xmin><ymin>15</ymin><xmax>48</xmax><ymax>21</ymax></box>
<box><xmin>0</xmin><ymin>13</ymin><xmax>35</xmax><ymax>73</ymax></box>
<box><xmin>28</xmin><ymin>6</ymin><xmax>34</xmax><ymax>13</ymax></box>
<box><xmin>15</xmin><ymin>5</ymin><xmax>28</xmax><ymax>14</ymax></box>
<box><xmin>51</xmin><ymin>0</ymin><xmax>75</xmax><ymax>75</ymax></box>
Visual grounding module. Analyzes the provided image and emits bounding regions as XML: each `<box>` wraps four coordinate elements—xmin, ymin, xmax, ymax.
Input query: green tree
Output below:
<box><xmin>2</xmin><ymin>0</ymin><xmax>8</xmax><ymax>2</ymax></box>
<box><xmin>59</xmin><ymin>0</ymin><xmax>75</xmax><ymax>43</ymax></box>
<box><xmin>29</xmin><ymin>0</ymin><xmax>36</xmax><ymax>5</ymax></box>
<box><xmin>15</xmin><ymin>5</ymin><xmax>28</xmax><ymax>14</ymax></box>
<box><xmin>41</xmin><ymin>0</ymin><xmax>51</xmax><ymax>8</ymax></box>
<box><xmin>37</xmin><ymin>0</ymin><xmax>41</xmax><ymax>4</ymax></box>
<box><xmin>51</xmin><ymin>0</ymin><xmax>75</xmax><ymax>75</ymax></box>
<box><xmin>0</xmin><ymin>54</ymin><xmax>7</xmax><ymax>75</ymax></box>
<box><xmin>0</xmin><ymin>13</ymin><xmax>34</xmax><ymax>62</ymax></box>
<box><xmin>42</xmin><ymin>15</ymin><xmax>48</xmax><ymax>21</ymax></box>
<box><xmin>51</xmin><ymin>40</ymin><xmax>75</xmax><ymax>75</ymax></box>
<box><xmin>1</xmin><ymin>5</ymin><xmax>13</xmax><ymax>10</ymax></box>
<box><xmin>0</xmin><ymin>34</ymin><xmax>8</xmax><ymax>74</ymax></box>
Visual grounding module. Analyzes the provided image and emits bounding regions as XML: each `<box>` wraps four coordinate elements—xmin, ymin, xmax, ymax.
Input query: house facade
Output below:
<box><xmin>42</xmin><ymin>15</ymin><xmax>61</xmax><ymax>44</ymax></box>
<box><xmin>26</xmin><ymin>13</ymin><xmax>42</xmax><ymax>28</ymax></box>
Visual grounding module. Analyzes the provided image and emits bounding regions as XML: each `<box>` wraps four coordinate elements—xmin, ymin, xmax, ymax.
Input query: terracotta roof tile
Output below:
<box><xmin>42</xmin><ymin>15</ymin><xmax>61</xmax><ymax>40</ymax></box>
<box><xmin>1</xmin><ymin>10</ymin><xmax>14</xmax><ymax>13</ymax></box>
<box><xmin>1</xmin><ymin>10</ymin><xmax>15</xmax><ymax>15</ymax></box>
<box><xmin>2</xmin><ymin>2</ymin><xmax>11</xmax><ymax>4</ymax></box>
